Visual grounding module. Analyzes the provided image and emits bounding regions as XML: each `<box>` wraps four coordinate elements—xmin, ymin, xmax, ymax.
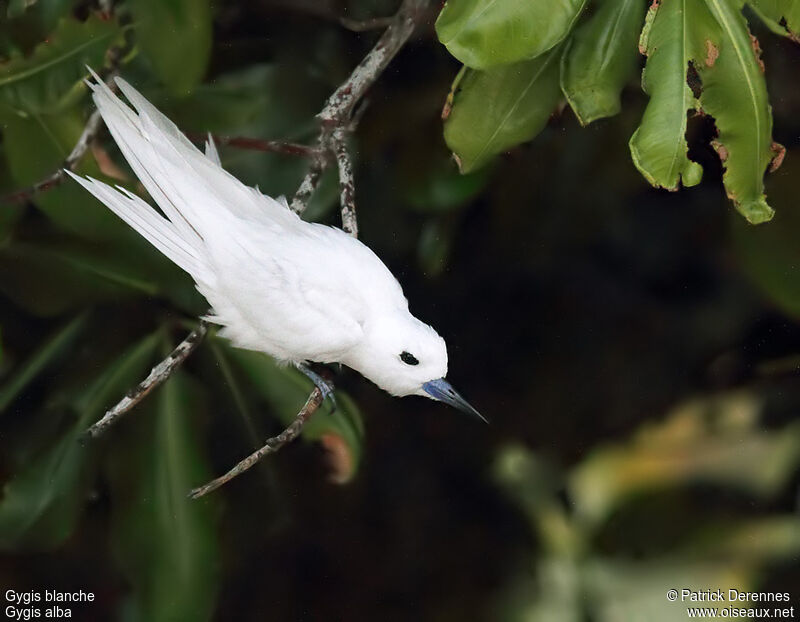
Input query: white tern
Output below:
<box><xmin>68</xmin><ymin>72</ymin><xmax>484</xmax><ymax>421</ymax></box>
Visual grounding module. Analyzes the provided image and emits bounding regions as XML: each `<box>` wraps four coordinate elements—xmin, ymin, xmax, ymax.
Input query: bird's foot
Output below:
<box><xmin>296</xmin><ymin>363</ymin><xmax>337</xmax><ymax>412</ymax></box>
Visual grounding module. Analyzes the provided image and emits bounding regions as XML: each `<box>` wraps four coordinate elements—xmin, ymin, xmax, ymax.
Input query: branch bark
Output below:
<box><xmin>290</xmin><ymin>0</ymin><xmax>429</xmax><ymax>218</ymax></box>
<box><xmin>83</xmin><ymin>321</ymin><xmax>209</xmax><ymax>439</ymax></box>
<box><xmin>187</xmin><ymin>388</ymin><xmax>324</xmax><ymax>499</ymax></box>
<box><xmin>189</xmin><ymin>133</ymin><xmax>322</xmax><ymax>158</ymax></box>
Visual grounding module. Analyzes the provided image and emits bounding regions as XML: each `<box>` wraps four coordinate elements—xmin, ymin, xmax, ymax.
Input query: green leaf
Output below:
<box><xmin>109</xmin><ymin>370</ymin><xmax>219</xmax><ymax>622</ymax></box>
<box><xmin>435</xmin><ymin>0</ymin><xmax>586</xmax><ymax>69</ymax></box>
<box><xmin>443</xmin><ymin>46</ymin><xmax>563</xmax><ymax>174</ymax></box>
<box><xmin>561</xmin><ymin>0</ymin><xmax>647</xmax><ymax>125</ymax></box>
<box><xmin>0</xmin><ymin>104</ymin><xmax>134</xmax><ymax>238</ymax></box>
<box><xmin>629</xmin><ymin>0</ymin><xmax>705</xmax><ymax>193</ymax></box>
<box><xmin>699</xmin><ymin>0</ymin><xmax>777</xmax><ymax>223</ymax></box>
<box><xmin>0</xmin><ymin>313</ymin><xmax>87</xmax><ymax>414</ymax></box>
<box><xmin>0</xmin><ymin>233</ymin><xmax>202</xmax><ymax>316</ymax></box>
<box><xmin>630</xmin><ymin>0</ymin><xmax>778</xmax><ymax>224</ymax></box>
<box><xmin>0</xmin><ymin>15</ymin><xmax>122</xmax><ymax>114</ymax></box>
<box><xmin>0</xmin><ymin>332</ymin><xmax>160</xmax><ymax>550</ymax></box>
<box><xmin>225</xmin><ymin>344</ymin><xmax>365</xmax><ymax>483</ymax></box>
<box><xmin>130</xmin><ymin>0</ymin><xmax>212</xmax><ymax>96</ymax></box>
<box><xmin>748</xmin><ymin>0</ymin><xmax>800</xmax><ymax>40</ymax></box>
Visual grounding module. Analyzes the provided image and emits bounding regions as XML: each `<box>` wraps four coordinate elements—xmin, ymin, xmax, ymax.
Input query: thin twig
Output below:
<box><xmin>188</xmin><ymin>388</ymin><xmax>324</xmax><ymax>499</ymax></box>
<box><xmin>290</xmin><ymin>152</ymin><xmax>329</xmax><ymax>214</ymax></box>
<box><xmin>83</xmin><ymin>321</ymin><xmax>209</xmax><ymax>439</ymax></box>
<box><xmin>332</xmin><ymin>127</ymin><xmax>358</xmax><ymax>236</ymax></box>
<box><xmin>290</xmin><ymin>0</ymin><xmax>429</xmax><ymax>219</ymax></box>
<box><xmin>189</xmin><ymin>133</ymin><xmax>322</xmax><ymax>158</ymax></box>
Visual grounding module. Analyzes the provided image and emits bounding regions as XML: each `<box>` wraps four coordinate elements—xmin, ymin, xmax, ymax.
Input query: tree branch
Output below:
<box><xmin>189</xmin><ymin>133</ymin><xmax>322</xmax><ymax>158</ymax></box>
<box><xmin>332</xmin><ymin>127</ymin><xmax>358</xmax><ymax>236</ymax></box>
<box><xmin>187</xmin><ymin>387</ymin><xmax>324</xmax><ymax>499</ymax></box>
<box><xmin>83</xmin><ymin>321</ymin><xmax>209</xmax><ymax>439</ymax></box>
<box><xmin>290</xmin><ymin>0</ymin><xmax>429</xmax><ymax>219</ymax></box>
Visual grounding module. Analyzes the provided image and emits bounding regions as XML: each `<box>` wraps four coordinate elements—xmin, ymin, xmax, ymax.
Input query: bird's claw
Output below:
<box><xmin>297</xmin><ymin>363</ymin><xmax>337</xmax><ymax>412</ymax></box>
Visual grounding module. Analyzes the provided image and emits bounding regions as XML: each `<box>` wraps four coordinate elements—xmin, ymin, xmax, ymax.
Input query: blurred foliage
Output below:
<box><xmin>437</xmin><ymin>0</ymin><xmax>792</xmax><ymax>223</ymax></box>
<box><xmin>494</xmin><ymin>390</ymin><xmax>800</xmax><ymax>621</ymax></box>
<box><xmin>0</xmin><ymin>0</ymin><xmax>798</xmax><ymax>620</ymax></box>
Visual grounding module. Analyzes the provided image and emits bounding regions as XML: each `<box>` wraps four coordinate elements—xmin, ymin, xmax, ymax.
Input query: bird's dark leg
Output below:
<box><xmin>296</xmin><ymin>363</ymin><xmax>337</xmax><ymax>411</ymax></box>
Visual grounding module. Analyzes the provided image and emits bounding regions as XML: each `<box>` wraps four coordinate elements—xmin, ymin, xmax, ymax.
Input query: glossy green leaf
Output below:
<box><xmin>443</xmin><ymin>46</ymin><xmax>563</xmax><ymax>174</ymax></box>
<box><xmin>109</xmin><ymin>370</ymin><xmax>219</xmax><ymax>622</ymax></box>
<box><xmin>130</xmin><ymin>0</ymin><xmax>212</xmax><ymax>96</ymax></box>
<box><xmin>435</xmin><ymin>0</ymin><xmax>586</xmax><ymax>69</ymax></box>
<box><xmin>561</xmin><ymin>0</ymin><xmax>647</xmax><ymax>125</ymax></box>
<box><xmin>748</xmin><ymin>0</ymin><xmax>800</xmax><ymax>40</ymax></box>
<box><xmin>630</xmin><ymin>0</ymin><xmax>777</xmax><ymax>223</ymax></box>
<box><xmin>0</xmin><ymin>15</ymin><xmax>122</xmax><ymax>114</ymax></box>
<box><xmin>0</xmin><ymin>313</ymin><xmax>87</xmax><ymax>414</ymax></box>
<box><xmin>225</xmin><ymin>344</ymin><xmax>365</xmax><ymax>483</ymax></box>
<box><xmin>0</xmin><ymin>332</ymin><xmax>160</xmax><ymax>550</ymax></box>
<box><xmin>629</xmin><ymin>0</ymin><xmax>705</xmax><ymax>193</ymax></box>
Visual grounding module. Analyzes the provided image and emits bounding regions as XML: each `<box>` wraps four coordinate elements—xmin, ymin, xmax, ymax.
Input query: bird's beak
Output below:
<box><xmin>422</xmin><ymin>378</ymin><xmax>488</xmax><ymax>424</ymax></box>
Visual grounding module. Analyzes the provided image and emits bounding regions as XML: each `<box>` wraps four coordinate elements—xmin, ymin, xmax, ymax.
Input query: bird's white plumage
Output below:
<box><xmin>69</xmin><ymin>72</ymin><xmax>452</xmax><ymax>398</ymax></box>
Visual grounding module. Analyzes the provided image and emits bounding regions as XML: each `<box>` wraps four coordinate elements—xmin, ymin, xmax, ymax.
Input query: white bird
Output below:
<box><xmin>68</xmin><ymin>72</ymin><xmax>484</xmax><ymax>421</ymax></box>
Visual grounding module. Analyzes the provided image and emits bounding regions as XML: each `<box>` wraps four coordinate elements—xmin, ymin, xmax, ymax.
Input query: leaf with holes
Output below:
<box><xmin>0</xmin><ymin>15</ymin><xmax>123</xmax><ymax>114</ymax></box>
<box><xmin>696</xmin><ymin>0</ymin><xmax>778</xmax><ymax>224</ymax></box>
<box><xmin>630</xmin><ymin>0</ymin><xmax>777</xmax><ymax>223</ymax></box>
<box><xmin>561</xmin><ymin>0</ymin><xmax>647</xmax><ymax>125</ymax></box>
<box><xmin>748</xmin><ymin>0</ymin><xmax>800</xmax><ymax>41</ymax></box>
<box><xmin>435</xmin><ymin>0</ymin><xmax>586</xmax><ymax>69</ymax></box>
<box><xmin>629</xmin><ymin>0</ymin><xmax>705</xmax><ymax>193</ymax></box>
<box><xmin>443</xmin><ymin>46</ymin><xmax>563</xmax><ymax>174</ymax></box>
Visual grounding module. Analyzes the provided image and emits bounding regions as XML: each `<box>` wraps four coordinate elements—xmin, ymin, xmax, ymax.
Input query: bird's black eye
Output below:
<box><xmin>400</xmin><ymin>351</ymin><xmax>419</xmax><ymax>366</ymax></box>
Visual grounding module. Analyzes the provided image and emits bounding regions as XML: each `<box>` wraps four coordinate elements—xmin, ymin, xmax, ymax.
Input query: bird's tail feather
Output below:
<box><xmin>69</xmin><ymin>69</ymin><xmax>300</xmax><ymax>281</ymax></box>
<box><xmin>65</xmin><ymin>171</ymin><xmax>204</xmax><ymax>277</ymax></box>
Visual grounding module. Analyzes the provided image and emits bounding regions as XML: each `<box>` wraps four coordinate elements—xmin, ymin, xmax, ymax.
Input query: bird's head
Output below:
<box><xmin>348</xmin><ymin>311</ymin><xmax>486</xmax><ymax>422</ymax></box>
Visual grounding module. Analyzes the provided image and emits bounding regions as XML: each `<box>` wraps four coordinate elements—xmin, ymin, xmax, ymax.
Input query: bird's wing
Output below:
<box><xmin>201</xmin><ymin>223</ymin><xmax>369</xmax><ymax>362</ymax></box>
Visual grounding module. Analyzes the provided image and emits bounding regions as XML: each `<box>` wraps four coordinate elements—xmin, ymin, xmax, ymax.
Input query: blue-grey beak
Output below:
<box><xmin>422</xmin><ymin>378</ymin><xmax>488</xmax><ymax>424</ymax></box>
